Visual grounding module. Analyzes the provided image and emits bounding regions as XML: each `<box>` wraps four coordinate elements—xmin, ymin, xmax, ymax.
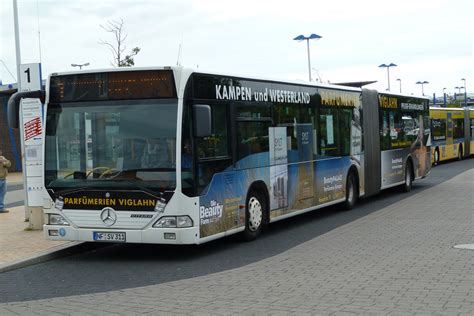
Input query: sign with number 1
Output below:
<box><xmin>19</xmin><ymin>63</ymin><xmax>42</xmax><ymax>92</ymax></box>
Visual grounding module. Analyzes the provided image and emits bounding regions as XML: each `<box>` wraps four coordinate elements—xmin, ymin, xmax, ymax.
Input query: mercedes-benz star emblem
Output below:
<box><xmin>100</xmin><ymin>207</ymin><xmax>117</xmax><ymax>226</ymax></box>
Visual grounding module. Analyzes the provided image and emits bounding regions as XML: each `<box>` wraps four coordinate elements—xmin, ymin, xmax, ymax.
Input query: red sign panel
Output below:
<box><xmin>24</xmin><ymin>117</ymin><xmax>42</xmax><ymax>141</ymax></box>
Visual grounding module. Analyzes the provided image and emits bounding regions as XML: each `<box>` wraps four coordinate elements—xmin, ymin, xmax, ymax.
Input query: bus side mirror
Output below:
<box><xmin>193</xmin><ymin>104</ymin><xmax>211</xmax><ymax>137</ymax></box>
<box><xmin>7</xmin><ymin>90</ymin><xmax>45</xmax><ymax>129</ymax></box>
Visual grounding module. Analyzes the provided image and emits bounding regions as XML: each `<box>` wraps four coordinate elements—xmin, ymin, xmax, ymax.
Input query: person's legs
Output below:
<box><xmin>0</xmin><ymin>179</ymin><xmax>6</xmax><ymax>211</ymax></box>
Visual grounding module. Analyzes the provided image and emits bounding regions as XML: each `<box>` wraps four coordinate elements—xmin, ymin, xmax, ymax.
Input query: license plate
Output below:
<box><xmin>93</xmin><ymin>232</ymin><xmax>126</xmax><ymax>242</ymax></box>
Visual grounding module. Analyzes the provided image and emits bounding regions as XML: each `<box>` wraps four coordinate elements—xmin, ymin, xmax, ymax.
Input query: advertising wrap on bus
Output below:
<box><xmin>191</xmin><ymin>74</ymin><xmax>365</xmax><ymax>238</ymax></box>
<box><xmin>378</xmin><ymin>94</ymin><xmax>431</xmax><ymax>188</ymax></box>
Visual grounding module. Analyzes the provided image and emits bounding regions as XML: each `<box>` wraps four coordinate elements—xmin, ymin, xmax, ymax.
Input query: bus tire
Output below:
<box><xmin>344</xmin><ymin>172</ymin><xmax>358</xmax><ymax>210</ymax></box>
<box><xmin>243</xmin><ymin>190</ymin><xmax>266</xmax><ymax>241</ymax></box>
<box><xmin>434</xmin><ymin>148</ymin><xmax>440</xmax><ymax>165</ymax></box>
<box><xmin>458</xmin><ymin>145</ymin><xmax>463</xmax><ymax>160</ymax></box>
<box><xmin>402</xmin><ymin>160</ymin><xmax>413</xmax><ymax>192</ymax></box>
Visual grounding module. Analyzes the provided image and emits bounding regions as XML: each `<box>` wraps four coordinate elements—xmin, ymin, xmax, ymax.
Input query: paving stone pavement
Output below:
<box><xmin>0</xmin><ymin>173</ymin><xmax>70</xmax><ymax>266</ymax></box>
<box><xmin>0</xmin><ymin>169</ymin><xmax>473</xmax><ymax>315</ymax></box>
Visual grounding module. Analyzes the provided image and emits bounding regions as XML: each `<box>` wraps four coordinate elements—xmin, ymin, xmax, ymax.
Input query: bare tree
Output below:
<box><xmin>99</xmin><ymin>18</ymin><xmax>141</xmax><ymax>67</ymax></box>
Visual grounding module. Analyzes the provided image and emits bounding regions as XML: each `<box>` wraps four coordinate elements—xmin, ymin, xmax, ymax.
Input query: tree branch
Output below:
<box><xmin>99</xmin><ymin>18</ymin><xmax>140</xmax><ymax>67</ymax></box>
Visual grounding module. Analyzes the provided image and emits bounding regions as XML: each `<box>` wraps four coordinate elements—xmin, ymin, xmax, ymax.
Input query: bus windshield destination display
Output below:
<box><xmin>49</xmin><ymin>70</ymin><xmax>176</xmax><ymax>102</ymax></box>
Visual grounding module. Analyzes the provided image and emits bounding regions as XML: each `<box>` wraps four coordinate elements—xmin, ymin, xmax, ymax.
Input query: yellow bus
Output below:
<box><xmin>430</xmin><ymin>107</ymin><xmax>473</xmax><ymax>164</ymax></box>
<box><xmin>469</xmin><ymin>109</ymin><xmax>474</xmax><ymax>156</ymax></box>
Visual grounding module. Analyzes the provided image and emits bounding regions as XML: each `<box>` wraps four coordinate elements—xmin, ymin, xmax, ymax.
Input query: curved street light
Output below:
<box><xmin>379</xmin><ymin>63</ymin><xmax>397</xmax><ymax>91</ymax></box>
<box><xmin>416</xmin><ymin>80</ymin><xmax>429</xmax><ymax>96</ymax></box>
<box><xmin>294</xmin><ymin>34</ymin><xmax>322</xmax><ymax>82</ymax></box>
<box><xmin>461</xmin><ymin>78</ymin><xmax>467</xmax><ymax>106</ymax></box>
<box><xmin>454</xmin><ymin>86</ymin><xmax>462</xmax><ymax>101</ymax></box>
<box><xmin>71</xmin><ymin>62</ymin><xmax>90</xmax><ymax>70</ymax></box>
<box><xmin>443</xmin><ymin>87</ymin><xmax>447</xmax><ymax>107</ymax></box>
<box><xmin>396</xmin><ymin>78</ymin><xmax>402</xmax><ymax>93</ymax></box>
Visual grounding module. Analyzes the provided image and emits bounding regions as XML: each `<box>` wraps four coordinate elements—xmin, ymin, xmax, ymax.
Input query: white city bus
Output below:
<box><xmin>8</xmin><ymin>67</ymin><xmax>431</xmax><ymax>244</ymax></box>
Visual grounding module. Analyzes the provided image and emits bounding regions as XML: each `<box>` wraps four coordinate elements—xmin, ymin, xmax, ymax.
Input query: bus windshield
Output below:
<box><xmin>44</xmin><ymin>99</ymin><xmax>178</xmax><ymax>193</ymax></box>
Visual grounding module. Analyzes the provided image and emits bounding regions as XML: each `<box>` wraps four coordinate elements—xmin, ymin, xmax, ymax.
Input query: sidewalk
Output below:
<box><xmin>0</xmin><ymin>173</ymin><xmax>73</xmax><ymax>271</ymax></box>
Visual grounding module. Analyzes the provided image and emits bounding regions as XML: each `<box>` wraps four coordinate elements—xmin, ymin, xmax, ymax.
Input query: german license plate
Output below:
<box><xmin>93</xmin><ymin>232</ymin><xmax>126</xmax><ymax>242</ymax></box>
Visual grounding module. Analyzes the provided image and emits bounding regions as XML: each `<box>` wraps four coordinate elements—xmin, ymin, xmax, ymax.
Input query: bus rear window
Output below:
<box><xmin>50</xmin><ymin>70</ymin><xmax>176</xmax><ymax>102</ymax></box>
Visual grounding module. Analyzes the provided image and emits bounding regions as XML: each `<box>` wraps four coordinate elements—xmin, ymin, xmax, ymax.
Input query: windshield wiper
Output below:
<box><xmin>51</xmin><ymin>186</ymin><xmax>90</xmax><ymax>199</ymax></box>
<box><xmin>102</xmin><ymin>178</ymin><xmax>165</xmax><ymax>198</ymax></box>
<box><xmin>121</xmin><ymin>167</ymin><xmax>176</xmax><ymax>172</ymax></box>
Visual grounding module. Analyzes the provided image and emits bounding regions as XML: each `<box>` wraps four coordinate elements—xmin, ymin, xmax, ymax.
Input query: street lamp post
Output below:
<box><xmin>396</xmin><ymin>78</ymin><xmax>402</xmax><ymax>93</ymax></box>
<box><xmin>294</xmin><ymin>34</ymin><xmax>322</xmax><ymax>82</ymax></box>
<box><xmin>443</xmin><ymin>88</ymin><xmax>447</xmax><ymax>107</ymax></box>
<box><xmin>378</xmin><ymin>63</ymin><xmax>397</xmax><ymax>91</ymax></box>
<box><xmin>416</xmin><ymin>81</ymin><xmax>429</xmax><ymax>96</ymax></box>
<box><xmin>459</xmin><ymin>86</ymin><xmax>466</xmax><ymax>106</ymax></box>
<box><xmin>71</xmin><ymin>62</ymin><xmax>90</xmax><ymax>70</ymax></box>
<box><xmin>461</xmin><ymin>78</ymin><xmax>467</xmax><ymax>106</ymax></box>
<box><xmin>454</xmin><ymin>86</ymin><xmax>462</xmax><ymax>101</ymax></box>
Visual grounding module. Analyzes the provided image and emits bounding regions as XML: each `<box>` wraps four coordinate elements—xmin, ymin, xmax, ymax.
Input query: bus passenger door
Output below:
<box><xmin>445</xmin><ymin>112</ymin><xmax>453</xmax><ymax>159</ymax></box>
<box><xmin>232</xmin><ymin>102</ymin><xmax>273</xmax><ymax>170</ymax></box>
<box><xmin>316</xmin><ymin>108</ymin><xmax>344</xmax><ymax>204</ymax></box>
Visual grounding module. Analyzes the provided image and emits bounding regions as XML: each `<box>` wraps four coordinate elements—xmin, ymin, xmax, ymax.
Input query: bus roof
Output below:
<box><xmin>48</xmin><ymin>66</ymin><xmax>430</xmax><ymax>100</ymax></box>
<box><xmin>429</xmin><ymin>107</ymin><xmax>467</xmax><ymax>111</ymax></box>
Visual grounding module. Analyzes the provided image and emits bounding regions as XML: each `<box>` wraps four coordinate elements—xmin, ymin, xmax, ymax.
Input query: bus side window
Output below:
<box><xmin>339</xmin><ymin>109</ymin><xmax>352</xmax><ymax>156</ymax></box>
<box><xmin>195</xmin><ymin>103</ymin><xmax>229</xmax><ymax>158</ymax></box>
<box><xmin>318</xmin><ymin>108</ymin><xmax>339</xmax><ymax>157</ymax></box>
<box><xmin>453</xmin><ymin>119</ymin><xmax>464</xmax><ymax>139</ymax></box>
<box><xmin>471</xmin><ymin>119</ymin><xmax>474</xmax><ymax>138</ymax></box>
<box><xmin>380</xmin><ymin>109</ymin><xmax>399</xmax><ymax>150</ymax></box>
<box><xmin>194</xmin><ymin>102</ymin><xmax>232</xmax><ymax>194</ymax></box>
<box><xmin>401</xmin><ymin>113</ymin><xmax>417</xmax><ymax>145</ymax></box>
<box><xmin>237</xmin><ymin>121</ymin><xmax>270</xmax><ymax>162</ymax></box>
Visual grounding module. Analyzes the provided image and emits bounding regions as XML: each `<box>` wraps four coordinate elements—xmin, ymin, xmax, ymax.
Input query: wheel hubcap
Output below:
<box><xmin>406</xmin><ymin>169</ymin><xmax>411</xmax><ymax>186</ymax></box>
<box><xmin>248</xmin><ymin>197</ymin><xmax>262</xmax><ymax>232</ymax></box>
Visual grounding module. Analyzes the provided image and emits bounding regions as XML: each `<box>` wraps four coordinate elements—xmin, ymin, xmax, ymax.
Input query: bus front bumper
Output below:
<box><xmin>43</xmin><ymin>225</ymin><xmax>200</xmax><ymax>245</ymax></box>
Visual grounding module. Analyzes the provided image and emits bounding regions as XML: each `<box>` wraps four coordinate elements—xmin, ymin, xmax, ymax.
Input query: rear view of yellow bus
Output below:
<box><xmin>430</xmin><ymin>107</ymin><xmax>467</xmax><ymax>164</ymax></box>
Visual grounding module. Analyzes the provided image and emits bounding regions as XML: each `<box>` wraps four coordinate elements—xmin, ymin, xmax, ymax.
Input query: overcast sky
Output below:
<box><xmin>1</xmin><ymin>0</ymin><xmax>472</xmax><ymax>97</ymax></box>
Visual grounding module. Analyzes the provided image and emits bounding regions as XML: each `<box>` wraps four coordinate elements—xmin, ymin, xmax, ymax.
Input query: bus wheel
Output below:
<box><xmin>402</xmin><ymin>161</ymin><xmax>413</xmax><ymax>192</ymax></box>
<box><xmin>243</xmin><ymin>191</ymin><xmax>265</xmax><ymax>241</ymax></box>
<box><xmin>344</xmin><ymin>172</ymin><xmax>358</xmax><ymax>210</ymax></box>
<box><xmin>434</xmin><ymin>148</ymin><xmax>440</xmax><ymax>165</ymax></box>
<box><xmin>458</xmin><ymin>145</ymin><xmax>463</xmax><ymax>160</ymax></box>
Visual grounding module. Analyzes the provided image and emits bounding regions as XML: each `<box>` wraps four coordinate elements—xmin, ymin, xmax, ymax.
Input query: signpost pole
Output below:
<box><xmin>18</xmin><ymin>63</ymin><xmax>44</xmax><ymax>229</ymax></box>
<box><xmin>13</xmin><ymin>0</ymin><xmax>22</xmax><ymax>91</ymax></box>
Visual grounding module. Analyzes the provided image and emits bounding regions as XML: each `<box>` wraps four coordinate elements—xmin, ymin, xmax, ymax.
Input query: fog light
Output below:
<box><xmin>164</xmin><ymin>233</ymin><xmax>176</xmax><ymax>240</ymax></box>
<box><xmin>49</xmin><ymin>229</ymin><xmax>59</xmax><ymax>236</ymax></box>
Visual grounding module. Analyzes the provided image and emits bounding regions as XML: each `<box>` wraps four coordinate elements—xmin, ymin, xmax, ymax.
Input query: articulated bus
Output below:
<box><xmin>8</xmin><ymin>67</ymin><xmax>431</xmax><ymax>244</ymax></box>
<box><xmin>430</xmin><ymin>107</ymin><xmax>474</xmax><ymax>164</ymax></box>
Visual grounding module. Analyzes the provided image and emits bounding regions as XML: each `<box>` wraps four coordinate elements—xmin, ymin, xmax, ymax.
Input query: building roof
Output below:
<box><xmin>332</xmin><ymin>80</ymin><xmax>377</xmax><ymax>88</ymax></box>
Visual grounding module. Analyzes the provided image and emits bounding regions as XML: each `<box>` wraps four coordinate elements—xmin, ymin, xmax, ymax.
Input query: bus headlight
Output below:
<box><xmin>48</xmin><ymin>214</ymin><xmax>69</xmax><ymax>226</ymax></box>
<box><xmin>177</xmin><ymin>215</ymin><xmax>193</xmax><ymax>228</ymax></box>
<box><xmin>153</xmin><ymin>216</ymin><xmax>193</xmax><ymax>228</ymax></box>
